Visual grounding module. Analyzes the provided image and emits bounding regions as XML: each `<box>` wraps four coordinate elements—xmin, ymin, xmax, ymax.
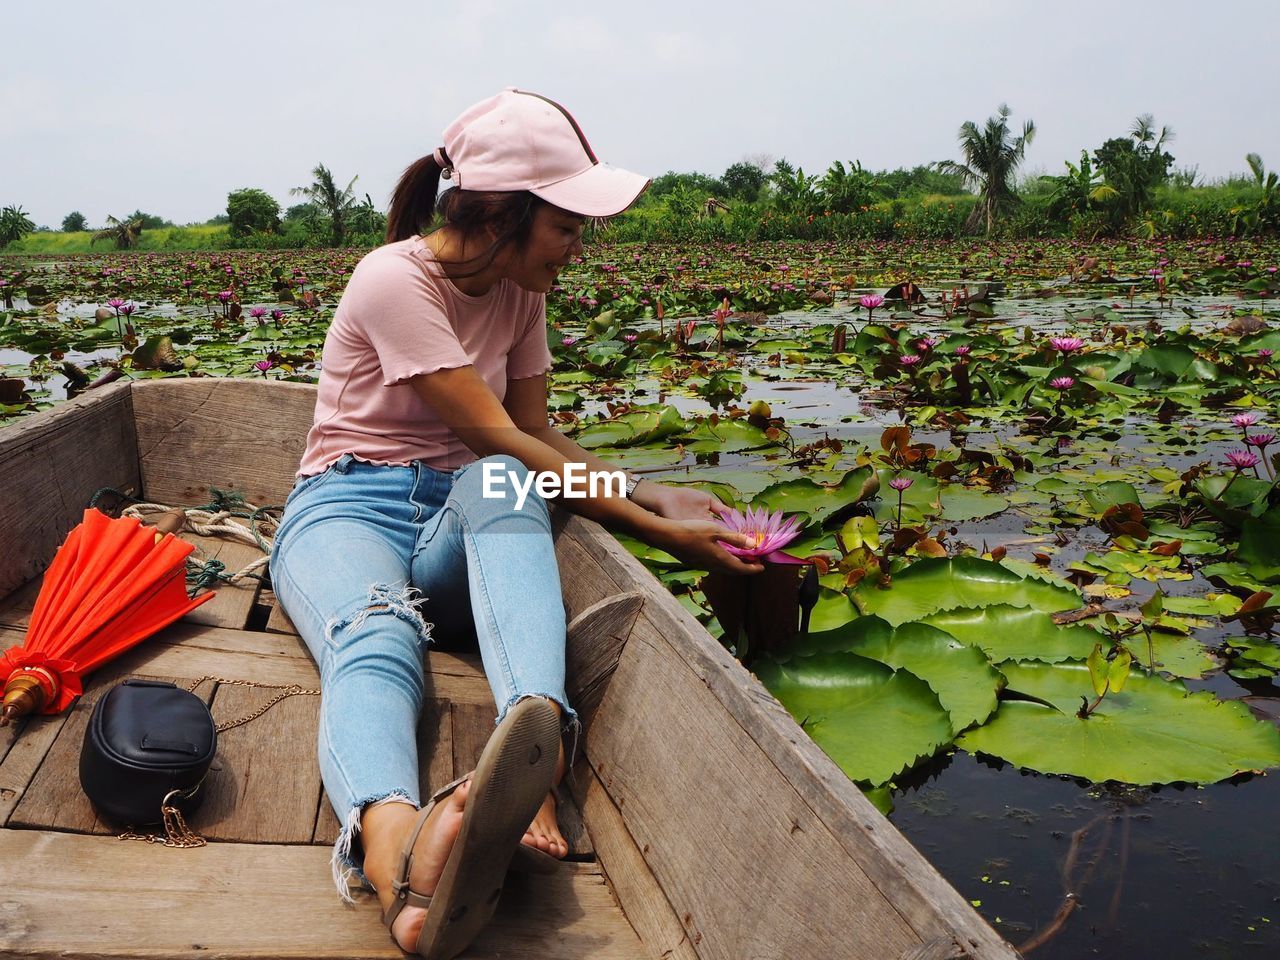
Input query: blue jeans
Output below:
<box><xmin>269</xmin><ymin>452</ymin><xmax>574</xmax><ymax>902</ymax></box>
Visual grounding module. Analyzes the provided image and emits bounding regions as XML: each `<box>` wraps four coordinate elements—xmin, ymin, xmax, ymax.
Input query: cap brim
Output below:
<box><xmin>531</xmin><ymin>164</ymin><xmax>650</xmax><ymax>218</ymax></box>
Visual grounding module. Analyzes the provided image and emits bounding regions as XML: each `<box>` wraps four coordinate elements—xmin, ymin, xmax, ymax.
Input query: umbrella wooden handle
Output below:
<box><xmin>150</xmin><ymin>508</ymin><xmax>187</xmax><ymax>538</ymax></box>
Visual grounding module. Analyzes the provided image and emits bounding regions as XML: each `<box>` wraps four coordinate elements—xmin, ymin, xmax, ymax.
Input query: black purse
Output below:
<box><xmin>79</xmin><ymin>675</ymin><xmax>317</xmax><ymax>846</ymax></box>
<box><xmin>79</xmin><ymin>679</ymin><xmax>217</xmax><ymax>833</ymax></box>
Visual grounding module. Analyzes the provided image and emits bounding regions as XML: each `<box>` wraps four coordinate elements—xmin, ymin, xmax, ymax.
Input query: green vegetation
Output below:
<box><xmin>0</xmin><ymin>205</ymin><xmax>36</xmax><ymax>249</ymax></box>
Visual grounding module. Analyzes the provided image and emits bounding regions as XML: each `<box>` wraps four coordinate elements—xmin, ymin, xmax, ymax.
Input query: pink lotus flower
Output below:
<box><xmin>1232</xmin><ymin>412</ymin><xmax>1262</xmax><ymax>428</ymax></box>
<box><xmin>1049</xmin><ymin>377</ymin><xmax>1075</xmax><ymax>390</ymax></box>
<box><xmin>118</xmin><ymin>303</ymin><xmax>135</xmax><ymax>317</ymax></box>
<box><xmin>899</xmin><ymin>354</ymin><xmax>922</xmax><ymax>366</ymax></box>
<box><xmin>106</xmin><ymin>298</ymin><xmax>126</xmax><ymax>310</ymax></box>
<box><xmin>250</xmin><ymin>307</ymin><xmax>267</xmax><ymax>319</ymax></box>
<box><xmin>953</xmin><ymin>345</ymin><xmax>971</xmax><ymax>356</ymax></box>
<box><xmin>859</xmin><ymin>294</ymin><xmax>885</xmax><ymax>310</ymax></box>
<box><xmin>1049</xmin><ymin>336</ymin><xmax>1085</xmax><ymax>354</ymax></box>
<box><xmin>889</xmin><ymin>476</ymin><xmax>914</xmax><ymax>491</ymax></box>
<box><xmin>1224</xmin><ymin>450</ymin><xmax>1261</xmax><ymax>469</ymax></box>
<box><xmin>1245</xmin><ymin>432</ymin><xmax>1275</xmax><ymax>448</ymax></box>
<box><xmin>253</xmin><ymin>359</ymin><xmax>275</xmax><ymax>376</ymax></box>
<box><xmin>714</xmin><ymin>505</ymin><xmax>807</xmax><ymax>565</ymax></box>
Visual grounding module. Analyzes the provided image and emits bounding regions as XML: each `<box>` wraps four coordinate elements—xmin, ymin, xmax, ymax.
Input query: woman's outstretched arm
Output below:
<box><xmin>413</xmin><ymin>367</ymin><xmax>761</xmax><ymax>575</ymax></box>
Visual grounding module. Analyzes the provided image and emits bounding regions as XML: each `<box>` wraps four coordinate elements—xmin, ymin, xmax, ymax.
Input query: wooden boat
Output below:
<box><xmin>0</xmin><ymin>379</ymin><xmax>1019</xmax><ymax>959</ymax></box>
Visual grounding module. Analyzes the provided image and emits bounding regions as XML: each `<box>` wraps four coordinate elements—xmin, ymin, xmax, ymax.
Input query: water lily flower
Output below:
<box><xmin>1231</xmin><ymin>412</ymin><xmax>1262</xmax><ymax>428</ymax></box>
<box><xmin>1049</xmin><ymin>336</ymin><xmax>1085</xmax><ymax>354</ymax></box>
<box><xmin>216</xmin><ymin>290</ymin><xmax>234</xmax><ymax>303</ymax></box>
<box><xmin>899</xmin><ymin>354</ymin><xmax>922</xmax><ymax>367</ymax></box>
<box><xmin>561</xmin><ymin>336</ymin><xmax>578</xmax><ymax>346</ymax></box>
<box><xmin>253</xmin><ymin>359</ymin><xmax>275</xmax><ymax>376</ymax></box>
<box><xmin>1260</xmin><ymin>349</ymin><xmax>1274</xmax><ymax>361</ymax></box>
<box><xmin>859</xmin><ymin>293</ymin><xmax>885</xmax><ymax>322</ymax></box>
<box><xmin>889</xmin><ymin>475</ymin><xmax>913</xmax><ymax>530</ymax></box>
<box><xmin>1245</xmin><ymin>432</ymin><xmax>1276</xmax><ymax>448</ymax></box>
<box><xmin>270</xmin><ymin>309</ymin><xmax>284</xmax><ymax>322</ymax></box>
<box><xmin>250</xmin><ymin>307</ymin><xmax>267</xmax><ymax>319</ymax></box>
<box><xmin>916</xmin><ymin>337</ymin><xmax>941</xmax><ymax>351</ymax></box>
<box><xmin>623</xmin><ymin>333</ymin><xmax>638</xmax><ymax>343</ymax></box>
<box><xmin>714</xmin><ymin>505</ymin><xmax>807</xmax><ymax>565</ymax></box>
<box><xmin>105</xmin><ymin>298</ymin><xmax>125</xmax><ymax>314</ymax></box>
<box><xmin>1224</xmin><ymin>450</ymin><xmax>1260</xmax><ymax>470</ymax></box>
<box><xmin>118</xmin><ymin>303</ymin><xmax>135</xmax><ymax>317</ymax></box>
<box><xmin>953</xmin><ymin>345</ymin><xmax>971</xmax><ymax>356</ymax></box>
<box><xmin>1049</xmin><ymin>377</ymin><xmax>1075</xmax><ymax>390</ymax></box>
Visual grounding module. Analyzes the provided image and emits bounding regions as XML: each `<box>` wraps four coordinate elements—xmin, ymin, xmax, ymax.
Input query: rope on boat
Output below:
<box><xmin>88</xmin><ymin>487</ymin><xmax>283</xmax><ymax>588</ymax></box>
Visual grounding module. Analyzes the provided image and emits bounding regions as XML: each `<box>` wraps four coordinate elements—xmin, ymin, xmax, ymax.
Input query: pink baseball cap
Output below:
<box><xmin>440</xmin><ymin>88</ymin><xmax>650</xmax><ymax>218</ymax></box>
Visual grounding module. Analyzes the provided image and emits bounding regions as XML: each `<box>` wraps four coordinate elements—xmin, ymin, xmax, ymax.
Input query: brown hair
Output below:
<box><xmin>385</xmin><ymin>151</ymin><xmax>547</xmax><ymax>278</ymax></box>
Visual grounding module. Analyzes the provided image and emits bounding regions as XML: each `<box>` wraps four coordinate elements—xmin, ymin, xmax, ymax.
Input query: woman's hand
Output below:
<box><xmin>633</xmin><ymin>480</ymin><xmax>728</xmax><ymax>522</ymax></box>
<box><xmin>650</xmin><ymin>517</ymin><xmax>764</xmax><ymax>576</ymax></box>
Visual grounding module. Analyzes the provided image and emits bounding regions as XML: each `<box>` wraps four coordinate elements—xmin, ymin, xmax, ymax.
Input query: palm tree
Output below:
<box><xmin>291</xmin><ymin>164</ymin><xmax>359</xmax><ymax>246</ymax></box>
<box><xmin>91</xmin><ymin>215</ymin><xmax>144</xmax><ymax>250</ymax></box>
<box><xmin>937</xmin><ymin>104</ymin><xmax>1036</xmax><ymax>234</ymax></box>
<box><xmin>0</xmin><ymin>205</ymin><xmax>36</xmax><ymax>248</ymax></box>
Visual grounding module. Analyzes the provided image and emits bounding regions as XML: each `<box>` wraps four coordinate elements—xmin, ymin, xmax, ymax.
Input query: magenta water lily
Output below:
<box><xmin>714</xmin><ymin>505</ymin><xmax>807</xmax><ymax>565</ymax></box>
<box><xmin>1049</xmin><ymin>336</ymin><xmax>1085</xmax><ymax>354</ymax></box>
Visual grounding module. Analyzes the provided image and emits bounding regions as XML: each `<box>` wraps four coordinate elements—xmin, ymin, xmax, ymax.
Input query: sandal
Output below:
<box><xmin>381</xmin><ymin>697</ymin><xmax>560</xmax><ymax>960</ymax></box>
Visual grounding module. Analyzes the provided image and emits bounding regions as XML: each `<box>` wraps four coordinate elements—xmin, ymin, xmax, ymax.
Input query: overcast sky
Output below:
<box><xmin>7</xmin><ymin>0</ymin><xmax>1278</xmax><ymax>228</ymax></box>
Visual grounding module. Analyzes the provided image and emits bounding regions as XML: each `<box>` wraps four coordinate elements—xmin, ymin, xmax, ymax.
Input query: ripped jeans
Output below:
<box><xmin>269</xmin><ymin>452</ymin><xmax>575</xmax><ymax>901</ymax></box>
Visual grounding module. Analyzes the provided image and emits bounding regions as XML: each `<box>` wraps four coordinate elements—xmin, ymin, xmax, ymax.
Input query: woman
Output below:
<box><xmin>270</xmin><ymin>88</ymin><xmax>762</xmax><ymax>959</ymax></box>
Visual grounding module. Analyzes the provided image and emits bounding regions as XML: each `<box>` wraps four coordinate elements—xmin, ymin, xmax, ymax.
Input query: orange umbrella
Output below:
<box><xmin>0</xmin><ymin>507</ymin><xmax>214</xmax><ymax>724</ymax></box>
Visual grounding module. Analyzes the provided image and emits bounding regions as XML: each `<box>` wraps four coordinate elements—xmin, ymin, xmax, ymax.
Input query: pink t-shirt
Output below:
<box><xmin>297</xmin><ymin>236</ymin><xmax>552</xmax><ymax>476</ymax></box>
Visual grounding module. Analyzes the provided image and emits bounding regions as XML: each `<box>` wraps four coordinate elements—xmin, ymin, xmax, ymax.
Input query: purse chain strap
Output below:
<box><xmin>117</xmin><ymin>675</ymin><xmax>320</xmax><ymax>848</ymax></box>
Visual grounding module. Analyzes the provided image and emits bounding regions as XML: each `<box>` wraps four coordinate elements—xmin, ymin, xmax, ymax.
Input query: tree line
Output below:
<box><xmin>3</xmin><ymin>105</ymin><xmax>1277</xmax><ymax>251</ymax></box>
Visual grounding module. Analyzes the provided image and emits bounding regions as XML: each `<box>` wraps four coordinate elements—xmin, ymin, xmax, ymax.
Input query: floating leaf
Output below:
<box><xmin>852</xmin><ymin>558</ymin><xmax>1081</xmax><ymax>626</ymax></box>
<box><xmin>958</xmin><ymin>661</ymin><xmax>1280</xmax><ymax>784</ymax></box>
<box><xmin>755</xmin><ymin>652</ymin><xmax>954</xmax><ymax>786</ymax></box>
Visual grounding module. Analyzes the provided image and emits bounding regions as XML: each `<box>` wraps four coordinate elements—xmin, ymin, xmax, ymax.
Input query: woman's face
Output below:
<box><xmin>503</xmin><ymin>204</ymin><xmax>585</xmax><ymax>294</ymax></box>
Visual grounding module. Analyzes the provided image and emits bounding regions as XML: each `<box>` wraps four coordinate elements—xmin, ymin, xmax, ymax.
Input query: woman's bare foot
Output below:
<box><xmin>361</xmin><ymin>782</ymin><xmax>471</xmax><ymax>953</ymax></box>
<box><xmin>521</xmin><ymin>789</ymin><xmax>567</xmax><ymax>858</ymax></box>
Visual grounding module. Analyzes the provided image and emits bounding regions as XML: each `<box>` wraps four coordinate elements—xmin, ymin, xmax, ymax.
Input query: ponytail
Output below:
<box><xmin>385</xmin><ymin>151</ymin><xmax>447</xmax><ymax>243</ymax></box>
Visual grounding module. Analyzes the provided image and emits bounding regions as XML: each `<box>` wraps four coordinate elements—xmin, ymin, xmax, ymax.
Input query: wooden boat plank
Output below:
<box><xmin>0</xmin><ymin>577</ymin><xmax>40</xmax><ymax>629</ymax></box>
<box><xmin>181</xmin><ymin>532</ymin><xmax>265</xmax><ymax>630</ymax></box>
<box><xmin>264</xmin><ymin>591</ymin><xmax>298</xmax><ymax>634</ymax></box>
<box><xmin>198</xmin><ymin>682</ymin><xmax>324</xmax><ymax>843</ymax></box>
<box><xmin>0</xmin><ymin>382</ymin><xmax>139</xmax><ymax>599</ymax></box>
<box><xmin>0</xmin><ymin>829</ymin><xmax>647</xmax><ymax>959</ymax></box>
<box><xmin>132</xmin><ymin>378</ymin><xmax>315</xmax><ymax>509</ymax></box>
<box><xmin>0</xmin><ymin>710</ymin><xmax>72</xmax><ymax>823</ymax></box>
<box><xmin>568</xmin><ymin>759</ymin><xmax>698</xmax><ymax>960</ymax></box>
<box><xmin>563</xmin><ymin>590</ymin><xmax>645</xmax><ymax>730</ymax></box>
<box><xmin>589</xmin><ymin>624</ymin><xmax>922</xmax><ymax>960</ymax></box>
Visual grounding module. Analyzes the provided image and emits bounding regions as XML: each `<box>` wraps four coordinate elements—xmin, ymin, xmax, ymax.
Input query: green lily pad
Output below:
<box><xmin>920</xmin><ymin>605</ymin><xmax>1102</xmax><ymax>663</ymax></box>
<box><xmin>575</xmin><ymin>405</ymin><xmax>686</xmax><ymax>448</ymax></box>
<box><xmin>1237</xmin><ymin>507</ymin><xmax>1280</xmax><ymax>583</ymax></box>
<box><xmin>938</xmin><ymin>486</ymin><xmax>1009</xmax><ymax>522</ymax></box>
<box><xmin>957</xmin><ymin>660</ymin><xmax>1280</xmax><ymax>784</ymax></box>
<box><xmin>851</xmin><ymin>557</ymin><xmax>1081</xmax><ymax>626</ymax></box>
<box><xmin>751</xmin><ymin>466</ymin><xmax>879</xmax><ymax>527</ymax></box>
<box><xmin>755</xmin><ymin>652</ymin><xmax>954</xmax><ymax>786</ymax></box>
<box><xmin>800</xmin><ymin>618</ymin><xmax>1002</xmax><ymax>732</ymax></box>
